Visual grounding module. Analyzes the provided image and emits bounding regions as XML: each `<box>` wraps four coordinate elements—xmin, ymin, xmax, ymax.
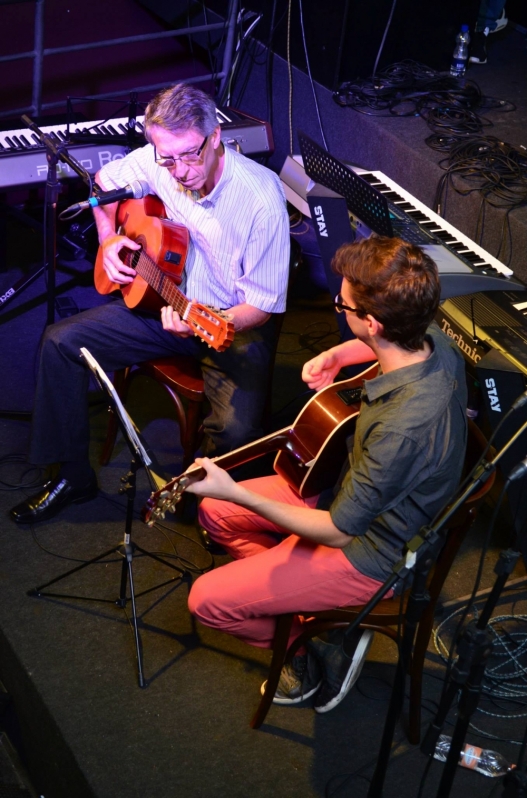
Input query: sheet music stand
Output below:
<box><xmin>28</xmin><ymin>347</ymin><xmax>191</xmax><ymax>688</ymax></box>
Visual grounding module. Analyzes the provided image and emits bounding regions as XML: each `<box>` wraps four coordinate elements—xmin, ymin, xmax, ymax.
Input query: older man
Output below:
<box><xmin>11</xmin><ymin>83</ymin><xmax>289</xmax><ymax>524</ymax></box>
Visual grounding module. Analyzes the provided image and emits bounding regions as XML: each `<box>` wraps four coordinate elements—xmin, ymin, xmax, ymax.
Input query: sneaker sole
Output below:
<box><xmin>260</xmin><ymin>678</ymin><xmax>322</xmax><ymax>705</ymax></box>
<box><xmin>314</xmin><ymin>630</ymin><xmax>374</xmax><ymax>714</ymax></box>
<box><xmin>490</xmin><ymin>19</ymin><xmax>508</xmax><ymax>34</ymax></box>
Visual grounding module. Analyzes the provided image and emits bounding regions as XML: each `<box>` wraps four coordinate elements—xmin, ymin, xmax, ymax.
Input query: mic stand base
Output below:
<box><xmin>27</xmin><ymin>456</ymin><xmax>191</xmax><ymax>688</ymax></box>
<box><xmin>421</xmin><ymin>548</ymin><xmax>520</xmax><ymax>798</ymax></box>
<box><xmin>367</xmin><ymin>529</ymin><xmax>444</xmax><ymax>798</ymax></box>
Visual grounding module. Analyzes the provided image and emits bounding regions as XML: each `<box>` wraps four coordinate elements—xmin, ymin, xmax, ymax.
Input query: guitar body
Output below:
<box><xmin>274</xmin><ymin>362</ymin><xmax>379</xmax><ymax>497</ymax></box>
<box><xmin>94</xmin><ymin>196</ymin><xmax>190</xmax><ymax>313</ymax></box>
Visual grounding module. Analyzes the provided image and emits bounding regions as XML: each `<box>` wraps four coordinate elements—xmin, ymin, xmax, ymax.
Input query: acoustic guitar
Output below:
<box><xmin>94</xmin><ymin>196</ymin><xmax>235</xmax><ymax>353</ymax></box>
<box><xmin>142</xmin><ymin>362</ymin><xmax>378</xmax><ymax>525</ymax></box>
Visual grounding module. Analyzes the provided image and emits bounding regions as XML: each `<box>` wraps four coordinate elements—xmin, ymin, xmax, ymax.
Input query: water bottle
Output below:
<box><xmin>433</xmin><ymin>734</ymin><xmax>512</xmax><ymax>777</ymax></box>
<box><xmin>450</xmin><ymin>25</ymin><xmax>470</xmax><ymax>77</ymax></box>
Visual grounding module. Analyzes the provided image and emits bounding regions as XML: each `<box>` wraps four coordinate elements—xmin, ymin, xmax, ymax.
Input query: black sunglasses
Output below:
<box><xmin>334</xmin><ymin>293</ymin><xmax>360</xmax><ymax>314</ymax></box>
<box><xmin>154</xmin><ymin>134</ymin><xmax>209</xmax><ymax>167</ymax></box>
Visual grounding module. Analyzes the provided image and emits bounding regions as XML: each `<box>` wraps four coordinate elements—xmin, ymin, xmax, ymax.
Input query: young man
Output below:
<box><xmin>11</xmin><ymin>83</ymin><xmax>289</xmax><ymax>525</ymax></box>
<box><xmin>186</xmin><ymin>236</ymin><xmax>468</xmax><ymax>713</ymax></box>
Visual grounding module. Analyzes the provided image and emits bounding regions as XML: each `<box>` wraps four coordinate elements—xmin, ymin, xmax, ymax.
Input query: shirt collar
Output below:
<box><xmin>196</xmin><ymin>143</ymin><xmax>234</xmax><ymax>206</ymax></box>
<box><xmin>362</xmin><ymin>335</ymin><xmax>437</xmax><ymax>402</ymax></box>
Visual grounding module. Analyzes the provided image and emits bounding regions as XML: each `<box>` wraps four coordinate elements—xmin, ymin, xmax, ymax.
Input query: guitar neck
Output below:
<box><xmin>142</xmin><ymin>426</ymin><xmax>294</xmax><ymax>524</ymax></box>
<box><xmin>127</xmin><ymin>250</ymin><xmax>189</xmax><ymax>316</ymax></box>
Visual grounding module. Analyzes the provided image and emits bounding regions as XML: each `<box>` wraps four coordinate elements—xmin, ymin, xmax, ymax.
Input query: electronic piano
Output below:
<box><xmin>0</xmin><ymin>116</ymin><xmax>132</xmax><ymax>188</ymax></box>
<box><xmin>356</xmin><ymin>169</ymin><xmax>514</xmax><ymax>284</ymax></box>
<box><xmin>291</xmin><ymin>133</ymin><xmax>522</xmax><ymax>298</ymax></box>
<box><xmin>0</xmin><ymin>107</ymin><xmax>274</xmax><ymax>189</ymax></box>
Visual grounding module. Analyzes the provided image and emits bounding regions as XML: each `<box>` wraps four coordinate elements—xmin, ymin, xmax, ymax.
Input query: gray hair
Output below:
<box><xmin>144</xmin><ymin>83</ymin><xmax>218</xmax><ymax>140</ymax></box>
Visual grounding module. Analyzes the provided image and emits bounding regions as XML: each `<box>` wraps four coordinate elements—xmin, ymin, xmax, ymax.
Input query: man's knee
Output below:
<box><xmin>188</xmin><ymin>573</ymin><xmax>228</xmax><ymax>627</ymax></box>
<box><xmin>41</xmin><ymin>317</ymin><xmax>81</xmax><ymax>361</ymax></box>
<box><xmin>198</xmin><ymin>497</ymin><xmax>227</xmax><ymax>537</ymax></box>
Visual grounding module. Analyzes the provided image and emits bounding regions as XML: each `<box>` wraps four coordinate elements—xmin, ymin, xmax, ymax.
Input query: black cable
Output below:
<box><xmin>297</xmin><ymin>0</ymin><xmax>328</xmax><ymax>150</ymax></box>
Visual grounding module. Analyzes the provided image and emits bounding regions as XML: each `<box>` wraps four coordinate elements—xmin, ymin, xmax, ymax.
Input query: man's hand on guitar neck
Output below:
<box><xmin>161</xmin><ymin>305</ymin><xmax>193</xmax><ymax>338</ymax></box>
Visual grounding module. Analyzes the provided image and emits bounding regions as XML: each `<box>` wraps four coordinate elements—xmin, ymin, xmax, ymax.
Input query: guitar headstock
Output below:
<box><xmin>141</xmin><ymin>476</ymin><xmax>190</xmax><ymax>526</ymax></box>
<box><xmin>141</xmin><ymin>463</ymin><xmax>206</xmax><ymax>525</ymax></box>
<box><xmin>186</xmin><ymin>303</ymin><xmax>235</xmax><ymax>352</ymax></box>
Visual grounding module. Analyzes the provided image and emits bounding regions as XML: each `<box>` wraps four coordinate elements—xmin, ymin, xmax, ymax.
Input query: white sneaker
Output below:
<box><xmin>490</xmin><ymin>8</ymin><xmax>508</xmax><ymax>33</ymax></box>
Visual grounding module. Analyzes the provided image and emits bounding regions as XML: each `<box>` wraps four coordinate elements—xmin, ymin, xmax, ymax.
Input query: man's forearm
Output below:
<box><xmin>225</xmin><ymin>482</ymin><xmax>350</xmax><ymax>548</ymax></box>
<box><xmin>92</xmin><ymin>202</ymin><xmax>118</xmax><ymax>244</ymax></box>
<box><xmin>332</xmin><ymin>338</ymin><xmax>376</xmax><ymax>367</ymax></box>
<box><xmin>227</xmin><ymin>303</ymin><xmax>271</xmax><ymax>332</ymax></box>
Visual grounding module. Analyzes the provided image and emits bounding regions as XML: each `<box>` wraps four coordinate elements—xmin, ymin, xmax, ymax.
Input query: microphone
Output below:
<box><xmin>511</xmin><ymin>391</ymin><xmax>527</xmax><ymax>413</ymax></box>
<box><xmin>508</xmin><ymin>457</ymin><xmax>527</xmax><ymax>482</ymax></box>
<box><xmin>66</xmin><ymin>180</ymin><xmax>150</xmax><ymax>212</ymax></box>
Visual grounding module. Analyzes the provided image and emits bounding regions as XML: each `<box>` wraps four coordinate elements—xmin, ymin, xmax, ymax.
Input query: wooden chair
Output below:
<box><xmin>250</xmin><ymin>420</ymin><xmax>495</xmax><ymax>741</ymax></box>
<box><xmin>100</xmin><ymin>238</ymin><xmax>302</xmax><ymax>472</ymax></box>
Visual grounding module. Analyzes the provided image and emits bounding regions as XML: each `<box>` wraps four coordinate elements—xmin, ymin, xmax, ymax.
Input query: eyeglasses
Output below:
<box><xmin>154</xmin><ymin>134</ymin><xmax>209</xmax><ymax>167</ymax></box>
<box><xmin>334</xmin><ymin>293</ymin><xmax>360</xmax><ymax>314</ymax></box>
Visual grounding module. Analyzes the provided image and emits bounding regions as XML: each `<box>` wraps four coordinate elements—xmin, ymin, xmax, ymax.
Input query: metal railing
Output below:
<box><xmin>0</xmin><ymin>0</ymin><xmax>238</xmax><ymax>119</ymax></box>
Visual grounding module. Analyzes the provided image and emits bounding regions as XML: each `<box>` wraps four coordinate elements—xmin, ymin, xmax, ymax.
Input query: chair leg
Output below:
<box><xmin>250</xmin><ymin>614</ymin><xmax>295</xmax><ymax>729</ymax></box>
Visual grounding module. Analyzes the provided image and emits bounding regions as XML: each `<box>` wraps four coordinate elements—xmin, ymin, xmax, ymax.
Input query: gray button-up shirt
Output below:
<box><xmin>329</xmin><ymin>324</ymin><xmax>468</xmax><ymax>586</ymax></box>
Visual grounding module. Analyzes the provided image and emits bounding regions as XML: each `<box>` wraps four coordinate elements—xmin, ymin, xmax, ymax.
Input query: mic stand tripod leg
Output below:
<box><xmin>115</xmin><ymin>458</ymin><xmax>145</xmax><ymax>687</ymax></box>
<box><xmin>367</xmin><ymin>536</ymin><xmax>442</xmax><ymax>798</ymax></box>
<box><xmin>419</xmin><ymin>549</ymin><xmax>520</xmax><ymax>798</ymax></box>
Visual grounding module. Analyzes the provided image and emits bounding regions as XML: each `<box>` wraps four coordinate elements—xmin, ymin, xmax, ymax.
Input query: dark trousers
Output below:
<box><xmin>29</xmin><ymin>298</ymin><xmax>277</xmax><ymax>466</ymax></box>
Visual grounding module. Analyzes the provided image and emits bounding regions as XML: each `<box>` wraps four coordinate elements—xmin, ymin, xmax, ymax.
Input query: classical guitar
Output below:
<box><xmin>94</xmin><ymin>195</ymin><xmax>235</xmax><ymax>353</ymax></box>
<box><xmin>142</xmin><ymin>362</ymin><xmax>378</xmax><ymax>525</ymax></box>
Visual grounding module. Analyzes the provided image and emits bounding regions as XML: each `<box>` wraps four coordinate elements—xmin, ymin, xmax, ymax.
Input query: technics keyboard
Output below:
<box><xmin>0</xmin><ymin>108</ymin><xmax>274</xmax><ymax>188</ymax></box>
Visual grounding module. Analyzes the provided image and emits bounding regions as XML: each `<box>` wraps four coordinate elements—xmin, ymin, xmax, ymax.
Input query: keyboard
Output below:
<box><xmin>356</xmin><ymin>168</ymin><xmax>516</xmax><ymax>285</ymax></box>
<box><xmin>0</xmin><ymin>116</ymin><xmax>141</xmax><ymax>188</ymax></box>
<box><xmin>0</xmin><ymin>108</ymin><xmax>274</xmax><ymax>188</ymax></box>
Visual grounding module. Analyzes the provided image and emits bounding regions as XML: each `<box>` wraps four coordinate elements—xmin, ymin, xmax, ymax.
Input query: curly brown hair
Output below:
<box><xmin>332</xmin><ymin>236</ymin><xmax>440</xmax><ymax>351</ymax></box>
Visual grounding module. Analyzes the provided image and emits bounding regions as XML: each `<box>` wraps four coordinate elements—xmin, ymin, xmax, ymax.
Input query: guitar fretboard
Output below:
<box><xmin>127</xmin><ymin>249</ymin><xmax>188</xmax><ymax>316</ymax></box>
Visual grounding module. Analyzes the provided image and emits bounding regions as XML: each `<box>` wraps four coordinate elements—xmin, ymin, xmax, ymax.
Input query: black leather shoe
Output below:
<box><xmin>10</xmin><ymin>472</ymin><xmax>98</xmax><ymax>524</ymax></box>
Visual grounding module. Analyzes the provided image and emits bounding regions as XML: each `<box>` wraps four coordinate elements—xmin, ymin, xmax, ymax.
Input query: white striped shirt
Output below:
<box><xmin>98</xmin><ymin>144</ymin><xmax>290</xmax><ymax>312</ymax></box>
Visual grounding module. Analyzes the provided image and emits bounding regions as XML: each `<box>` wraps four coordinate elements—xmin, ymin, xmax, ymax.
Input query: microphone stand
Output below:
<box><xmin>27</xmin><ymin>349</ymin><xmax>192</xmax><ymax>688</ymax></box>
<box><xmin>341</xmin><ymin>416</ymin><xmax>527</xmax><ymax>798</ymax></box>
<box><xmin>421</xmin><ymin>547</ymin><xmax>520</xmax><ymax>797</ymax></box>
<box><xmin>0</xmin><ymin>115</ymin><xmax>93</xmax><ymax>324</ymax></box>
